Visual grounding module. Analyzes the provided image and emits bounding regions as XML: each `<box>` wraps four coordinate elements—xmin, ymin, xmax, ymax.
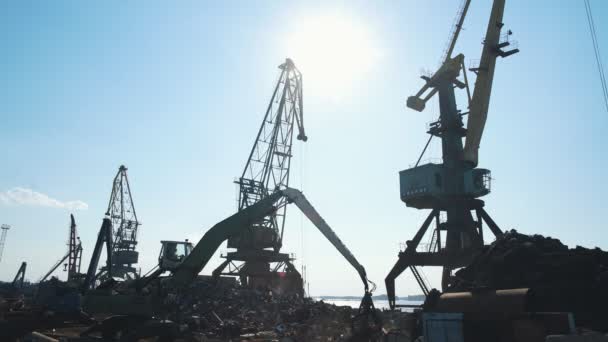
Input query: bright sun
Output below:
<box><xmin>286</xmin><ymin>13</ymin><xmax>381</xmax><ymax>100</ymax></box>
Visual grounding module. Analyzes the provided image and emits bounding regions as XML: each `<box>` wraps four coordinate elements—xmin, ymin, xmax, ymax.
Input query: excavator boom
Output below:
<box><xmin>82</xmin><ymin>218</ymin><xmax>113</xmax><ymax>291</ymax></box>
<box><xmin>169</xmin><ymin>191</ymin><xmax>285</xmax><ymax>287</ymax></box>
<box><xmin>12</xmin><ymin>262</ymin><xmax>27</xmax><ymax>289</ymax></box>
<box><xmin>282</xmin><ymin>188</ymin><xmax>373</xmax><ymax>292</ymax></box>
<box><xmin>168</xmin><ymin>188</ymin><xmax>373</xmax><ymax>295</ymax></box>
<box><xmin>170</xmin><ymin>187</ymin><xmax>378</xmax><ymax>331</ymax></box>
<box><xmin>85</xmin><ymin>187</ymin><xmax>377</xmax><ymax>333</ymax></box>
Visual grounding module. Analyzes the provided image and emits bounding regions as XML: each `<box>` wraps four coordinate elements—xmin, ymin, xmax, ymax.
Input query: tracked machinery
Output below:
<box><xmin>82</xmin><ymin>188</ymin><xmax>380</xmax><ymax>337</ymax></box>
<box><xmin>385</xmin><ymin>0</ymin><xmax>519</xmax><ymax>309</ymax></box>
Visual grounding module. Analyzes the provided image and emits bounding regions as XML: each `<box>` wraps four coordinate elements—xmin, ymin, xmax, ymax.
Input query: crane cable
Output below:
<box><xmin>584</xmin><ymin>0</ymin><xmax>608</xmax><ymax>113</ymax></box>
<box><xmin>299</xmin><ymin>141</ymin><xmax>306</xmax><ymax>295</ymax></box>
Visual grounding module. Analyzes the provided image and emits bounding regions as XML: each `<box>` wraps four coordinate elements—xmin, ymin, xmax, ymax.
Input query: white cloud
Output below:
<box><xmin>0</xmin><ymin>187</ymin><xmax>88</xmax><ymax>211</ymax></box>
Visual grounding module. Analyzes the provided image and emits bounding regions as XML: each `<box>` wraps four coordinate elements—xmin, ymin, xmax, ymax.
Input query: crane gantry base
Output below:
<box><xmin>213</xmin><ymin>250</ymin><xmax>303</xmax><ymax>296</ymax></box>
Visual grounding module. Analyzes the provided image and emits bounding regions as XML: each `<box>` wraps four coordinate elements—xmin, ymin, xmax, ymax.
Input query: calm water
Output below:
<box><xmin>314</xmin><ymin>298</ymin><xmax>423</xmax><ymax>312</ymax></box>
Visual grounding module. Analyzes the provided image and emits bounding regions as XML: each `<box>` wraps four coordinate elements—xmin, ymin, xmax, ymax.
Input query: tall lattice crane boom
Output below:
<box><xmin>214</xmin><ymin>59</ymin><xmax>307</xmax><ymax>291</ymax></box>
<box><xmin>232</xmin><ymin>58</ymin><xmax>306</xmax><ymax>251</ymax></box>
<box><xmin>39</xmin><ymin>215</ymin><xmax>83</xmax><ymax>282</ymax></box>
<box><xmin>67</xmin><ymin>214</ymin><xmax>83</xmax><ymax>281</ymax></box>
<box><xmin>103</xmin><ymin>165</ymin><xmax>140</xmax><ymax>279</ymax></box>
<box><xmin>440</xmin><ymin>0</ymin><xmax>472</xmax><ymax>65</ymax></box>
<box><xmin>0</xmin><ymin>224</ymin><xmax>10</xmax><ymax>263</ymax></box>
<box><xmin>107</xmin><ymin>165</ymin><xmax>139</xmax><ymax>250</ymax></box>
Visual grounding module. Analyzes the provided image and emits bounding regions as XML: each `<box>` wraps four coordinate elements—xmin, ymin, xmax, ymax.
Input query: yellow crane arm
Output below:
<box><xmin>464</xmin><ymin>0</ymin><xmax>518</xmax><ymax>166</ymax></box>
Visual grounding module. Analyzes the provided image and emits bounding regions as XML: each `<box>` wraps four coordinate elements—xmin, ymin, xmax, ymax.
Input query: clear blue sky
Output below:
<box><xmin>0</xmin><ymin>1</ymin><xmax>606</xmax><ymax>296</ymax></box>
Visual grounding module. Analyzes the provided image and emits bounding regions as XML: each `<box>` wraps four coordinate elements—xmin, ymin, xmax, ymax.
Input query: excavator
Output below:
<box><xmin>81</xmin><ymin>187</ymin><xmax>380</xmax><ymax>337</ymax></box>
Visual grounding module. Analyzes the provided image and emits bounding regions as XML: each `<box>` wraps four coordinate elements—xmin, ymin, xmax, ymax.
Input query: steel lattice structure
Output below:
<box><xmin>214</xmin><ymin>59</ymin><xmax>307</xmax><ymax>291</ymax></box>
<box><xmin>66</xmin><ymin>214</ymin><xmax>82</xmax><ymax>281</ymax></box>
<box><xmin>234</xmin><ymin>58</ymin><xmax>306</xmax><ymax>251</ymax></box>
<box><xmin>103</xmin><ymin>165</ymin><xmax>140</xmax><ymax>279</ymax></box>
<box><xmin>39</xmin><ymin>215</ymin><xmax>83</xmax><ymax>282</ymax></box>
<box><xmin>0</xmin><ymin>224</ymin><xmax>10</xmax><ymax>263</ymax></box>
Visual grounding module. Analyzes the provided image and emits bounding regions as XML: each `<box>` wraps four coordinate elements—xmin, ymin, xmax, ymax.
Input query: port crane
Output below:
<box><xmin>39</xmin><ymin>214</ymin><xmax>83</xmax><ymax>282</ymax></box>
<box><xmin>0</xmin><ymin>224</ymin><xmax>10</xmax><ymax>263</ymax></box>
<box><xmin>98</xmin><ymin>165</ymin><xmax>141</xmax><ymax>281</ymax></box>
<box><xmin>212</xmin><ymin>58</ymin><xmax>307</xmax><ymax>292</ymax></box>
<box><xmin>80</xmin><ymin>166</ymin><xmax>139</xmax><ymax>289</ymax></box>
<box><xmin>385</xmin><ymin>0</ymin><xmax>518</xmax><ymax>309</ymax></box>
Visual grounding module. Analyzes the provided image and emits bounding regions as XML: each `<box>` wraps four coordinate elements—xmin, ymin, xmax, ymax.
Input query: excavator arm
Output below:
<box><xmin>12</xmin><ymin>262</ymin><xmax>26</xmax><ymax>289</ymax></box>
<box><xmin>281</xmin><ymin>188</ymin><xmax>381</xmax><ymax>333</ymax></box>
<box><xmin>81</xmin><ymin>218</ymin><xmax>113</xmax><ymax>291</ymax></box>
<box><xmin>93</xmin><ymin>188</ymin><xmax>379</xmax><ymax>333</ymax></box>
<box><xmin>161</xmin><ymin>187</ymin><xmax>377</xmax><ymax>316</ymax></box>
<box><xmin>168</xmin><ymin>190</ymin><xmax>286</xmax><ymax>287</ymax></box>
<box><xmin>165</xmin><ymin>188</ymin><xmax>375</xmax><ymax>299</ymax></box>
<box><xmin>282</xmin><ymin>188</ymin><xmax>374</xmax><ymax>293</ymax></box>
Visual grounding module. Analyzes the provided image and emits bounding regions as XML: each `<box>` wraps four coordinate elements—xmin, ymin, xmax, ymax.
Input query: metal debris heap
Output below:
<box><xmin>445</xmin><ymin>230</ymin><xmax>608</xmax><ymax>332</ymax></box>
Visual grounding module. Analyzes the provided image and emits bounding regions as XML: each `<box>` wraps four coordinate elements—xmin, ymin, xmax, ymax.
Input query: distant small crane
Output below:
<box><xmin>0</xmin><ymin>224</ymin><xmax>11</xmax><ymax>263</ymax></box>
<box><xmin>65</xmin><ymin>214</ymin><xmax>83</xmax><ymax>281</ymax></box>
<box><xmin>39</xmin><ymin>214</ymin><xmax>83</xmax><ymax>282</ymax></box>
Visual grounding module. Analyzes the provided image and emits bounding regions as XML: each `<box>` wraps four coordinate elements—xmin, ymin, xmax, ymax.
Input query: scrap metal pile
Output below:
<box><xmin>0</xmin><ymin>280</ymin><xmax>367</xmax><ymax>341</ymax></box>
<box><xmin>169</xmin><ymin>281</ymin><xmax>357</xmax><ymax>341</ymax></box>
<box><xmin>446</xmin><ymin>230</ymin><xmax>608</xmax><ymax>332</ymax></box>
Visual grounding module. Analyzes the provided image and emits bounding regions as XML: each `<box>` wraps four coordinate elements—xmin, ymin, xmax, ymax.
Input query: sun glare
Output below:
<box><xmin>286</xmin><ymin>13</ymin><xmax>381</xmax><ymax>101</ymax></box>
